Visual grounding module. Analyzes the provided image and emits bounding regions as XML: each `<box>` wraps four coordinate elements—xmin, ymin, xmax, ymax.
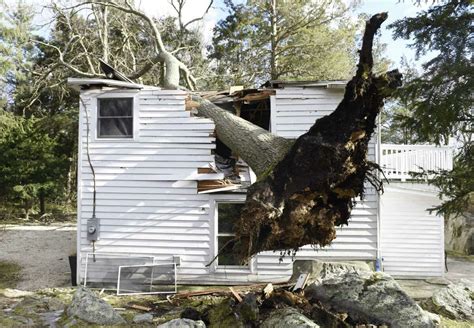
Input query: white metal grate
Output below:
<box><xmin>83</xmin><ymin>253</ymin><xmax>155</xmax><ymax>289</ymax></box>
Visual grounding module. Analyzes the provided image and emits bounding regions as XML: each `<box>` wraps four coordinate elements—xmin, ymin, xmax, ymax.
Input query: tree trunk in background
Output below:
<box><xmin>39</xmin><ymin>191</ymin><xmax>46</xmax><ymax>215</ymax></box>
<box><xmin>270</xmin><ymin>0</ymin><xmax>278</xmax><ymax>80</ymax></box>
<box><xmin>194</xmin><ymin>13</ymin><xmax>402</xmax><ymax>262</ymax></box>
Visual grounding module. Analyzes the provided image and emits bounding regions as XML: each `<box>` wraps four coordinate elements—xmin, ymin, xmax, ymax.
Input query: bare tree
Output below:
<box><xmin>38</xmin><ymin>0</ymin><xmax>197</xmax><ymax>89</ymax></box>
<box><xmin>169</xmin><ymin>0</ymin><xmax>214</xmax><ymax>32</ymax></box>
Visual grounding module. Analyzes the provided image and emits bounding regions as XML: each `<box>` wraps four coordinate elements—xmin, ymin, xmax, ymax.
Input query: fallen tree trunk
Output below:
<box><xmin>190</xmin><ymin>96</ymin><xmax>293</xmax><ymax>177</ymax></box>
<box><xmin>192</xmin><ymin>13</ymin><xmax>402</xmax><ymax>262</ymax></box>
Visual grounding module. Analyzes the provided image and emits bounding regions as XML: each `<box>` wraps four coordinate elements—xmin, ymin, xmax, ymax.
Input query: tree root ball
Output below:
<box><xmin>232</xmin><ymin>13</ymin><xmax>402</xmax><ymax>262</ymax></box>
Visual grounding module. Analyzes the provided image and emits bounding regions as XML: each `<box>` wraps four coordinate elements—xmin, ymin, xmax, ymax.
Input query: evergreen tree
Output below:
<box><xmin>208</xmin><ymin>0</ymin><xmax>359</xmax><ymax>88</ymax></box>
<box><xmin>390</xmin><ymin>0</ymin><xmax>473</xmax><ymax>215</ymax></box>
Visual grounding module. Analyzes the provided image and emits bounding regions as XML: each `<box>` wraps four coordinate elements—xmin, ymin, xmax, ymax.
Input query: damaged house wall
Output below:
<box><xmin>75</xmin><ymin>80</ymin><xmax>380</xmax><ymax>286</ymax></box>
<box><xmin>76</xmin><ymin>85</ymin><xmax>293</xmax><ymax>285</ymax></box>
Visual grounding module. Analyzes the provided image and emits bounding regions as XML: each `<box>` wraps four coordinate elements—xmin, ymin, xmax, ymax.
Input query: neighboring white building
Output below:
<box><xmin>70</xmin><ymin>78</ymin><xmax>446</xmax><ymax>289</ymax></box>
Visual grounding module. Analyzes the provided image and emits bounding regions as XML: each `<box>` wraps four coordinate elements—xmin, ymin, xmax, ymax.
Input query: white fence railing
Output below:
<box><xmin>380</xmin><ymin>144</ymin><xmax>454</xmax><ymax>181</ymax></box>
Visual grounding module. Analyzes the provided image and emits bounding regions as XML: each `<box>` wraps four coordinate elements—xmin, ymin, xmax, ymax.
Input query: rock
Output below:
<box><xmin>14</xmin><ymin>316</ymin><xmax>34</xmax><ymax>326</ymax></box>
<box><xmin>424</xmin><ymin>311</ymin><xmax>441</xmax><ymax>326</ymax></box>
<box><xmin>39</xmin><ymin>309</ymin><xmax>64</xmax><ymax>327</ymax></box>
<box><xmin>305</xmin><ymin>271</ymin><xmax>437</xmax><ymax>328</ymax></box>
<box><xmin>1</xmin><ymin>289</ymin><xmax>34</xmax><ymax>298</ymax></box>
<box><xmin>261</xmin><ymin>307</ymin><xmax>320</xmax><ymax>328</ymax></box>
<box><xmin>157</xmin><ymin>318</ymin><xmax>206</xmax><ymax>327</ymax></box>
<box><xmin>421</xmin><ymin>280</ymin><xmax>473</xmax><ymax>320</ymax></box>
<box><xmin>309</xmin><ymin>304</ymin><xmax>351</xmax><ymax>327</ymax></box>
<box><xmin>45</xmin><ymin>297</ymin><xmax>65</xmax><ymax>311</ymax></box>
<box><xmin>237</xmin><ymin>293</ymin><xmax>259</xmax><ymax>322</ymax></box>
<box><xmin>445</xmin><ymin>203</ymin><xmax>474</xmax><ymax>255</ymax></box>
<box><xmin>290</xmin><ymin>260</ymin><xmax>371</xmax><ymax>284</ymax></box>
<box><xmin>425</xmin><ymin>277</ymin><xmax>450</xmax><ymax>286</ymax></box>
<box><xmin>133</xmin><ymin>313</ymin><xmax>153</xmax><ymax>323</ymax></box>
<box><xmin>63</xmin><ymin>318</ymin><xmax>77</xmax><ymax>328</ymax></box>
<box><xmin>66</xmin><ymin>287</ymin><xmax>125</xmax><ymax>325</ymax></box>
<box><xmin>155</xmin><ymin>308</ymin><xmax>182</xmax><ymax>325</ymax></box>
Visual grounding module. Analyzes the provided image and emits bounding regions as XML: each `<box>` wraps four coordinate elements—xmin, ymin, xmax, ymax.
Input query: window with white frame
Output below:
<box><xmin>216</xmin><ymin>202</ymin><xmax>245</xmax><ymax>266</ymax></box>
<box><xmin>97</xmin><ymin>97</ymin><xmax>133</xmax><ymax>138</ymax></box>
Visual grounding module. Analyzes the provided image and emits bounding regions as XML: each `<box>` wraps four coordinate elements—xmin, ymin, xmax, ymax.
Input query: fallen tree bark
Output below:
<box><xmin>193</xmin><ymin>13</ymin><xmax>402</xmax><ymax>262</ymax></box>
<box><xmin>190</xmin><ymin>96</ymin><xmax>293</xmax><ymax>177</ymax></box>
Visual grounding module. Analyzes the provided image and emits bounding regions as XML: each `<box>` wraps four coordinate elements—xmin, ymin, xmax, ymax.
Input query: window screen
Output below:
<box><xmin>217</xmin><ymin>203</ymin><xmax>245</xmax><ymax>266</ymax></box>
<box><xmin>98</xmin><ymin>98</ymin><xmax>133</xmax><ymax>138</ymax></box>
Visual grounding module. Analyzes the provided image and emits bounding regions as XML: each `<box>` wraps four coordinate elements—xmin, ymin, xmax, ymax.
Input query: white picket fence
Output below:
<box><xmin>380</xmin><ymin>144</ymin><xmax>454</xmax><ymax>181</ymax></box>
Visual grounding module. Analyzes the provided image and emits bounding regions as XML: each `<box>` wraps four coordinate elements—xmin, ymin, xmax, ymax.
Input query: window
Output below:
<box><xmin>217</xmin><ymin>202</ymin><xmax>245</xmax><ymax>266</ymax></box>
<box><xmin>97</xmin><ymin>98</ymin><xmax>133</xmax><ymax>138</ymax></box>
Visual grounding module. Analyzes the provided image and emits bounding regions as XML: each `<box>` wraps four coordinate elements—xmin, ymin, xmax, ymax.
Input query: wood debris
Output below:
<box><xmin>263</xmin><ymin>283</ymin><xmax>274</xmax><ymax>299</ymax></box>
<box><xmin>229</xmin><ymin>287</ymin><xmax>243</xmax><ymax>303</ymax></box>
<box><xmin>126</xmin><ymin>303</ymin><xmax>152</xmax><ymax>312</ymax></box>
<box><xmin>292</xmin><ymin>273</ymin><xmax>309</xmax><ymax>291</ymax></box>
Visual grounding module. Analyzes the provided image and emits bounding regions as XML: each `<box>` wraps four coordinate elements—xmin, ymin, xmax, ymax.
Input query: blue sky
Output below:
<box><xmin>356</xmin><ymin>0</ymin><xmax>432</xmax><ymax>67</ymax></box>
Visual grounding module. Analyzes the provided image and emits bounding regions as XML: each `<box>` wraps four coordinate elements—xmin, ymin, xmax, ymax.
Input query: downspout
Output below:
<box><xmin>375</xmin><ymin>115</ymin><xmax>383</xmax><ymax>271</ymax></box>
<box><xmin>80</xmin><ymin>98</ymin><xmax>99</xmax><ymax>260</ymax></box>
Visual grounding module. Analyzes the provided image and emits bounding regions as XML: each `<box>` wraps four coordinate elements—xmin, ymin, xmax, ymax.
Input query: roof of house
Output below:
<box><xmin>67</xmin><ymin>78</ymin><xmax>148</xmax><ymax>91</ymax></box>
<box><xmin>265</xmin><ymin>80</ymin><xmax>347</xmax><ymax>89</ymax></box>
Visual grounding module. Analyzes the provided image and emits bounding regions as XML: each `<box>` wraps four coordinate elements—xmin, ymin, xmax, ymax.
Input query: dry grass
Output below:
<box><xmin>440</xmin><ymin>316</ymin><xmax>474</xmax><ymax>328</ymax></box>
<box><xmin>0</xmin><ymin>260</ymin><xmax>21</xmax><ymax>289</ymax></box>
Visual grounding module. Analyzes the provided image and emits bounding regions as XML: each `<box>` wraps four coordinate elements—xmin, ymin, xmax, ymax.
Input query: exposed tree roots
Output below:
<box><xmin>231</xmin><ymin>13</ymin><xmax>403</xmax><ymax>262</ymax></box>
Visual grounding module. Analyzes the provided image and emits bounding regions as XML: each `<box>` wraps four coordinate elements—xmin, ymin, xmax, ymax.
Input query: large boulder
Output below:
<box><xmin>421</xmin><ymin>280</ymin><xmax>473</xmax><ymax>320</ymax></box>
<box><xmin>445</xmin><ymin>208</ymin><xmax>474</xmax><ymax>255</ymax></box>
<box><xmin>261</xmin><ymin>307</ymin><xmax>320</xmax><ymax>328</ymax></box>
<box><xmin>290</xmin><ymin>260</ymin><xmax>371</xmax><ymax>283</ymax></box>
<box><xmin>66</xmin><ymin>287</ymin><xmax>125</xmax><ymax>325</ymax></box>
<box><xmin>133</xmin><ymin>313</ymin><xmax>153</xmax><ymax>324</ymax></box>
<box><xmin>157</xmin><ymin>318</ymin><xmax>206</xmax><ymax>327</ymax></box>
<box><xmin>305</xmin><ymin>271</ymin><xmax>438</xmax><ymax>328</ymax></box>
<box><xmin>237</xmin><ymin>293</ymin><xmax>259</xmax><ymax>322</ymax></box>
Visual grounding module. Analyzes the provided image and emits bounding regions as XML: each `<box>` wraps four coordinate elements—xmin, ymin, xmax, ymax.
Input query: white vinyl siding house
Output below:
<box><xmin>72</xmin><ymin>78</ymin><xmax>443</xmax><ymax>287</ymax></box>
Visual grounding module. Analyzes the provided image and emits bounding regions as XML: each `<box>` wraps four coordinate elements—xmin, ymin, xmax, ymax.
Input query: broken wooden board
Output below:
<box><xmin>229</xmin><ymin>287</ymin><xmax>243</xmax><ymax>303</ymax></box>
<box><xmin>292</xmin><ymin>273</ymin><xmax>310</xmax><ymax>291</ymax></box>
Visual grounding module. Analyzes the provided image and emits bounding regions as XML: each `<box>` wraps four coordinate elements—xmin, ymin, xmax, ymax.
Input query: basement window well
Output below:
<box><xmin>97</xmin><ymin>97</ymin><xmax>133</xmax><ymax>138</ymax></box>
<box><xmin>216</xmin><ymin>202</ymin><xmax>245</xmax><ymax>266</ymax></box>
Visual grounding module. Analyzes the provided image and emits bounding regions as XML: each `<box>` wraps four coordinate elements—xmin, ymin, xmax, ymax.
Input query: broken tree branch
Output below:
<box><xmin>53</xmin><ymin>0</ymin><xmax>198</xmax><ymax>89</ymax></box>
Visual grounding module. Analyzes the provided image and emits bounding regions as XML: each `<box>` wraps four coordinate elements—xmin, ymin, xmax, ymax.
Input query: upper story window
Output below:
<box><xmin>97</xmin><ymin>98</ymin><xmax>133</xmax><ymax>138</ymax></box>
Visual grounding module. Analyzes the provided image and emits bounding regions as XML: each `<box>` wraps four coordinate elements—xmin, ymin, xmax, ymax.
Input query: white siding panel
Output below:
<box><xmin>380</xmin><ymin>186</ymin><xmax>444</xmax><ymax>277</ymax></box>
<box><xmin>272</xmin><ymin>86</ymin><xmax>379</xmax><ymax>262</ymax></box>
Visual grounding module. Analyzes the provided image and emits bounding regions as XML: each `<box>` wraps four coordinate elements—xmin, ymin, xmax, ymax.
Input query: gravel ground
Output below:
<box><xmin>0</xmin><ymin>224</ymin><xmax>76</xmax><ymax>291</ymax></box>
<box><xmin>0</xmin><ymin>223</ymin><xmax>472</xmax><ymax>296</ymax></box>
